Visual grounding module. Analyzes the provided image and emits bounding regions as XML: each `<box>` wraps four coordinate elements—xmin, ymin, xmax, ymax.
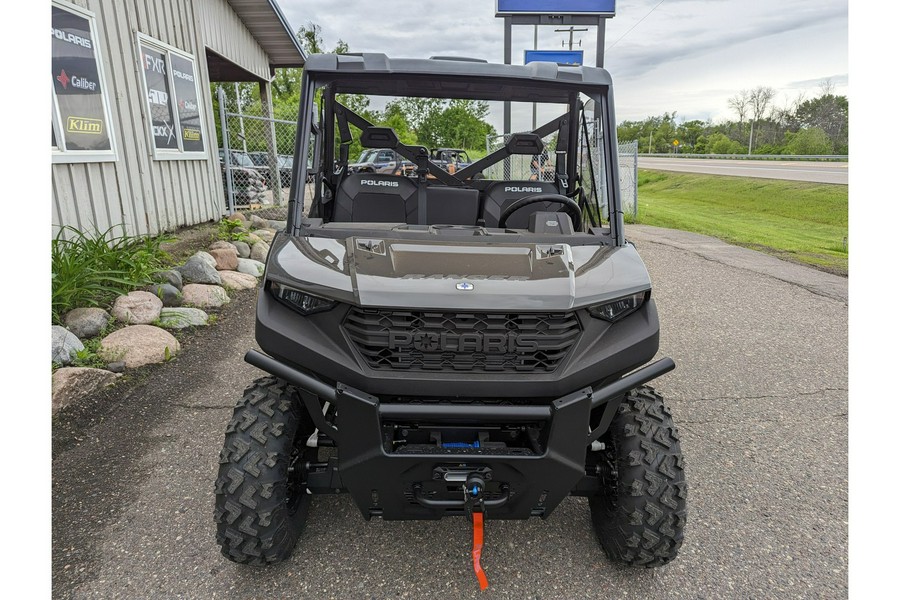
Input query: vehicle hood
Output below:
<box><xmin>266</xmin><ymin>235</ymin><xmax>652</xmax><ymax>311</ymax></box>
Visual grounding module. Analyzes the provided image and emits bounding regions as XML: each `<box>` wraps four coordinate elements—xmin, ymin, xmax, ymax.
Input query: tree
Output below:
<box><xmin>784</xmin><ymin>127</ymin><xmax>834</xmax><ymax>155</ymax></box>
<box><xmin>795</xmin><ymin>93</ymin><xmax>848</xmax><ymax>154</ymax></box>
<box><xmin>747</xmin><ymin>86</ymin><xmax>775</xmax><ymax>153</ymax></box>
<box><xmin>727</xmin><ymin>90</ymin><xmax>750</xmax><ymax>126</ymax></box>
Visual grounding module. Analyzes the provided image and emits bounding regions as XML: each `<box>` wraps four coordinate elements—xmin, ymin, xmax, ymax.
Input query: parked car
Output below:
<box><xmin>248</xmin><ymin>152</ymin><xmax>293</xmax><ymax>188</ymax></box>
<box><xmin>430</xmin><ymin>148</ymin><xmax>472</xmax><ymax>173</ymax></box>
<box><xmin>218</xmin><ymin>149</ymin><xmax>267</xmax><ymax>203</ymax></box>
<box><xmin>348</xmin><ymin>148</ymin><xmax>414</xmax><ymax>175</ymax></box>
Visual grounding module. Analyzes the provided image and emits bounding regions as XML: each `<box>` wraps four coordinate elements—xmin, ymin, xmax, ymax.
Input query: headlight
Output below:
<box><xmin>270</xmin><ymin>282</ymin><xmax>336</xmax><ymax>315</ymax></box>
<box><xmin>587</xmin><ymin>291</ymin><xmax>649</xmax><ymax>322</ymax></box>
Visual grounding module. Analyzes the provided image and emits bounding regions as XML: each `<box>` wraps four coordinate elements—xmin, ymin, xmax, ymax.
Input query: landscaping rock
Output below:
<box><xmin>64</xmin><ymin>307</ymin><xmax>111</xmax><ymax>339</ymax></box>
<box><xmin>99</xmin><ymin>325</ymin><xmax>180</xmax><ymax>368</ymax></box>
<box><xmin>254</xmin><ymin>229</ymin><xmax>276</xmax><ymax>243</ymax></box>
<box><xmin>250</xmin><ymin>241</ymin><xmax>270</xmax><ymax>262</ymax></box>
<box><xmin>209</xmin><ymin>240</ymin><xmax>237</xmax><ymax>252</ymax></box>
<box><xmin>228</xmin><ymin>211</ymin><xmax>247</xmax><ymax>222</ymax></box>
<box><xmin>182</xmin><ymin>284</ymin><xmax>231</xmax><ymax>308</ymax></box>
<box><xmin>268</xmin><ymin>220</ymin><xmax>287</xmax><ymax>231</ymax></box>
<box><xmin>52</xmin><ymin>367</ymin><xmax>122</xmax><ymax>413</ymax></box>
<box><xmin>244</xmin><ymin>232</ymin><xmax>263</xmax><ymax>245</ymax></box>
<box><xmin>111</xmin><ymin>290</ymin><xmax>163</xmax><ymax>324</ymax></box>
<box><xmin>152</xmin><ymin>269</ymin><xmax>183</xmax><ymax>290</ymax></box>
<box><xmin>158</xmin><ymin>307</ymin><xmax>209</xmax><ymax>329</ymax></box>
<box><xmin>106</xmin><ymin>361</ymin><xmax>126</xmax><ymax>373</ymax></box>
<box><xmin>210</xmin><ymin>247</ymin><xmax>239</xmax><ymax>271</ymax></box>
<box><xmin>147</xmin><ymin>283</ymin><xmax>183</xmax><ymax>307</ymax></box>
<box><xmin>237</xmin><ymin>258</ymin><xmax>266</xmax><ymax>277</ymax></box>
<box><xmin>177</xmin><ymin>256</ymin><xmax>222</xmax><ymax>285</ymax></box>
<box><xmin>219</xmin><ymin>271</ymin><xmax>259</xmax><ymax>291</ymax></box>
<box><xmin>232</xmin><ymin>240</ymin><xmax>251</xmax><ymax>258</ymax></box>
<box><xmin>52</xmin><ymin>325</ymin><xmax>84</xmax><ymax>366</ymax></box>
<box><xmin>250</xmin><ymin>214</ymin><xmax>270</xmax><ymax>230</ymax></box>
<box><xmin>192</xmin><ymin>251</ymin><xmax>217</xmax><ymax>269</ymax></box>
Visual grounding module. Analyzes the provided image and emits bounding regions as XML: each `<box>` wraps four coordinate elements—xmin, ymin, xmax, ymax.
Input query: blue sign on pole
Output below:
<box><xmin>524</xmin><ymin>50</ymin><xmax>584</xmax><ymax>66</ymax></box>
<box><xmin>497</xmin><ymin>0</ymin><xmax>616</xmax><ymax>15</ymax></box>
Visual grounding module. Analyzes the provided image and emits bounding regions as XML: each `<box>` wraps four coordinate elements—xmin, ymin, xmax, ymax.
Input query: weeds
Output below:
<box><xmin>52</xmin><ymin>225</ymin><xmax>174</xmax><ymax>323</ymax></box>
<box><xmin>217</xmin><ymin>218</ymin><xmax>248</xmax><ymax>242</ymax></box>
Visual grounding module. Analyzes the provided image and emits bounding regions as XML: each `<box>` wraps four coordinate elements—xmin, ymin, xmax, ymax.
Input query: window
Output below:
<box><xmin>137</xmin><ymin>34</ymin><xmax>207</xmax><ymax>159</ymax></box>
<box><xmin>51</xmin><ymin>1</ymin><xmax>117</xmax><ymax>163</ymax></box>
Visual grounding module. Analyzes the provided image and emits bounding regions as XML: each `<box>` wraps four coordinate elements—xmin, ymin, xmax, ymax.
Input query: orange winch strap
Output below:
<box><xmin>472</xmin><ymin>512</ymin><xmax>489</xmax><ymax>590</ymax></box>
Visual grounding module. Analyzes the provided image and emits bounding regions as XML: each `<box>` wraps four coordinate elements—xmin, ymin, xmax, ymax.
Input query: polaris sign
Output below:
<box><xmin>496</xmin><ymin>0</ymin><xmax>616</xmax><ymax>16</ymax></box>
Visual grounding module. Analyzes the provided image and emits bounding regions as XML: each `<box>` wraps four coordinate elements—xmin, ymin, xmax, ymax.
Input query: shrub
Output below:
<box><xmin>51</xmin><ymin>225</ymin><xmax>173</xmax><ymax>323</ymax></box>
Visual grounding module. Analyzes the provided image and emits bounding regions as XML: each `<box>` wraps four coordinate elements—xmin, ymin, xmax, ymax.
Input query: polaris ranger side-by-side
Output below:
<box><xmin>214</xmin><ymin>54</ymin><xmax>686</xmax><ymax>589</ymax></box>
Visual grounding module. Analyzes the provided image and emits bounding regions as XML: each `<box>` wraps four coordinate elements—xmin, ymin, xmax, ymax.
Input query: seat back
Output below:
<box><xmin>421</xmin><ymin>186</ymin><xmax>480</xmax><ymax>226</ymax></box>
<box><xmin>332</xmin><ymin>174</ymin><xmax>417</xmax><ymax>223</ymax></box>
<box><xmin>480</xmin><ymin>181</ymin><xmax>562</xmax><ymax>229</ymax></box>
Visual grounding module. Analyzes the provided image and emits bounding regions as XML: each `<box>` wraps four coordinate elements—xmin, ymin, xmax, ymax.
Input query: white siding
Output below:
<box><xmin>52</xmin><ymin>0</ymin><xmax>271</xmax><ymax>237</ymax></box>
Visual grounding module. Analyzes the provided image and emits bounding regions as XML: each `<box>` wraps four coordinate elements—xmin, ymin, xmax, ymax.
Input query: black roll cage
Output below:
<box><xmin>288</xmin><ymin>66</ymin><xmax>626</xmax><ymax>246</ymax></box>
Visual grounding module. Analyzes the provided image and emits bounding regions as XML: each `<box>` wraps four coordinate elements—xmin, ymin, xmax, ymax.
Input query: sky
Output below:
<box><xmin>277</xmin><ymin>0</ymin><xmax>848</xmax><ymax>128</ymax></box>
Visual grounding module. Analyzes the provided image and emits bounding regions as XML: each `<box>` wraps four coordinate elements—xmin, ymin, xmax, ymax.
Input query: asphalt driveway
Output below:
<box><xmin>52</xmin><ymin>224</ymin><xmax>848</xmax><ymax>599</ymax></box>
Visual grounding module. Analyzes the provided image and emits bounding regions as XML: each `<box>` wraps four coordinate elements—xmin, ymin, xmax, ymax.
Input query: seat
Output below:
<box><xmin>420</xmin><ymin>186</ymin><xmax>480</xmax><ymax>226</ymax></box>
<box><xmin>332</xmin><ymin>174</ymin><xmax>417</xmax><ymax>223</ymax></box>
<box><xmin>480</xmin><ymin>181</ymin><xmax>562</xmax><ymax>229</ymax></box>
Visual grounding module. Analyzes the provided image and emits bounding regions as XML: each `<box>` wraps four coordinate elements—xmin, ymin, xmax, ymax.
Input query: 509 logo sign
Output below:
<box><xmin>67</xmin><ymin>116</ymin><xmax>103</xmax><ymax>135</ymax></box>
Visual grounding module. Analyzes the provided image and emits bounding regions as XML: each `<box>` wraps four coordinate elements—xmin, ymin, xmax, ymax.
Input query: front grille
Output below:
<box><xmin>343</xmin><ymin>308</ymin><xmax>581</xmax><ymax>373</ymax></box>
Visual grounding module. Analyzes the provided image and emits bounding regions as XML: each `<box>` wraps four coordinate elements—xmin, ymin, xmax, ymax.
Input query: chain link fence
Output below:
<box><xmin>485</xmin><ymin>125</ymin><xmax>638</xmax><ymax>221</ymax></box>
<box><xmin>217</xmin><ymin>87</ymin><xmax>299</xmax><ymax>212</ymax></box>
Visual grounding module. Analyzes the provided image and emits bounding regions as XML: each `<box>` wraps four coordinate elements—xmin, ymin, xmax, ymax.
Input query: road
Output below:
<box><xmin>639</xmin><ymin>156</ymin><xmax>849</xmax><ymax>185</ymax></box>
<box><xmin>52</xmin><ymin>225</ymin><xmax>848</xmax><ymax>599</ymax></box>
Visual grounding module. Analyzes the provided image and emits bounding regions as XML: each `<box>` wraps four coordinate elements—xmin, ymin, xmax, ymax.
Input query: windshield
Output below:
<box><xmin>292</xmin><ymin>70</ymin><xmax>617</xmax><ymax>242</ymax></box>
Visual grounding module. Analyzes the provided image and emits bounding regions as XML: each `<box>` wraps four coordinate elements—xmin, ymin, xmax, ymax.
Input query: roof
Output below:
<box><xmin>226</xmin><ymin>0</ymin><xmax>306</xmax><ymax>67</ymax></box>
<box><xmin>304</xmin><ymin>53</ymin><xmax>612</xmax><ymax>86</ymax></box>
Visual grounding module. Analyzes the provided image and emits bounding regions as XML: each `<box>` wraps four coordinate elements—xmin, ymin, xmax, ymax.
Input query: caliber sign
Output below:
<box><xmin>52</xmin><ymin>6</ymin><xmax>110</xmax><ymax>151</ymax></box>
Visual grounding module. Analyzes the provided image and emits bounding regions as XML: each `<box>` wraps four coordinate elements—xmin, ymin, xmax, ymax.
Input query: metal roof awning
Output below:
<box><xmin>226</xmin><ymin>0</ymin><xmax>306</xmax><ymax>67</ymax></box>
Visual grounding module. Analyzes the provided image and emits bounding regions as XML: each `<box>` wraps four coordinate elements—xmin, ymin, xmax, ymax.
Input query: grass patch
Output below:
<box><xmin>634</xmin><ymin>170</ymin><xmax>848</xmax><ymax>274</ymax></box>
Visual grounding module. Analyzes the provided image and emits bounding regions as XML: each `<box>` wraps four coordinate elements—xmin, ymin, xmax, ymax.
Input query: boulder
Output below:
<box><xmin>210</xmin><ymin>247</ymin><xmax>239</xmax><ymax>271</ymax></box>
<box><xmin>209</xmin><ymin>240</ymin><xmax>237</xmax><ymax>252</ymax></box>
<box><xmin>192</xmin><ymin>251</ymin><xmax>217</xmax><ymax>269</ymax></box>
<box><xmin>249</xmin><ymin>214</ymin><xmax>270</xmax><ymax>230</ymax></box>
<box><xmin>182</xmin><ymin>284</ymin><xmax>231</xmax><ymax>308</ymax></box>
<box><xmin>237</xmin><ymin>258</ymin><xmax>266</xmax><ymax>277</ymax></box>
<box><xmin>244</xmin><ymin>232</ymin><xmax>263</xmax><ymax>246</ymax></box>
<box><xmin>250</xmin><ymin>241</ymin><xmax>270</xmax><ymax>262</ymax></box>
<box><xmin>52</xmin><ymin>367</ymin><xmax>121</xmax><ymax>413</ymax></box>
<box><xmin>177</xmin><ymin>256</ymin><xmax>222</xmax><ymax>285</ymax></box>
<box><xmin>219</xmin><ymin>271</ymin><xmax>259</xmax><ymax>291</ymax></box>
<box><xmin>254</xmin><ymin>229</ymin><xmax>276</xmax><ymax>244</ymax></box>
<box><xmin>64</xmin><ymin>307</ymin><xmax>111</xmax><ymax>339</ymax></box>
<box><xmin>158</xmin><ymin>307</ymin><xmax>209</xmax><ymax>329</ymax></box>
<box><xmin>52</xmin><ymin>325</ymin><xmax>84</xmax><ymax>366</ymax></box>
<box><xmin>147</xmin><ymin>283</ymin><xmax>183</xmax><ymax>307</ymax></box>
<box><xmin>232</xmin><ymin>241</ymin><xmax>251</xmax><ymax>259</ymax></box>
<box><xmin>228</xmin><ymin>211</ymin><xmax>247</xmax><ymax>222</ymax></box>
<box><xmin>268</xmin><ymin>220</ymin><xmax>287</xmax><ymax>231</ymax></box>
<box><xmin>111</xmin><ymin>291</ymin><xmax>163</xmax><ymax>325</ymax></box>
<box><xmin>152</xmin><ymin>269</ymin><xmax>183</xmax><ymax>290</ymax></box>
<box><xmin>99</xmin><ymin>325</ymin><xmax>180</xmax><ymax>368</ymax></box>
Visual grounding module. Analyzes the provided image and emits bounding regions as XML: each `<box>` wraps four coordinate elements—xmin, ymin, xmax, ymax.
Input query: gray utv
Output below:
<box><xmin>214</xmin><ymin>53</ymin><xmax>686</xmax><ymax>588</ymax></box>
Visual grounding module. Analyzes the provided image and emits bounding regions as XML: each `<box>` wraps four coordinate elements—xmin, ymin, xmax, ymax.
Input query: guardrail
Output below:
<box><xmin>638</xmin><ymin>153</ymin><xmax>848</xmax><ymax>162</ymax></box>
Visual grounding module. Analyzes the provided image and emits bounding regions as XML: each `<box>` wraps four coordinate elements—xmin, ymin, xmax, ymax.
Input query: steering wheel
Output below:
<box><xmin>497</xmin><ymin>193</ymin><xmax>582</xmax><ymax>230</ymax></box>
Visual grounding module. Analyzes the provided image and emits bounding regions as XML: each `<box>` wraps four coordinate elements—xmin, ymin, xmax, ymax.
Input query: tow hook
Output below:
<box><xmin>464</xmin><ymin>474</ymin><xmax>489</xmax><ymax>591</ymax></box>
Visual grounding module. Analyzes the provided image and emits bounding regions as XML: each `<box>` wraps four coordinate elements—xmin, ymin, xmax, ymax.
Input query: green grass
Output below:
<box><xmin>633</xmin><ymin>170</ymin><xmax>848</xmax><ymax>274</ymax></box>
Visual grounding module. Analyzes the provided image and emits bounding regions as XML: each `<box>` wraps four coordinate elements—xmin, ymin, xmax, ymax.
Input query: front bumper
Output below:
<box><xmin>245</xmin><ymin>350</ymin><xmax>675</xmax><ymax>521</ymax></box>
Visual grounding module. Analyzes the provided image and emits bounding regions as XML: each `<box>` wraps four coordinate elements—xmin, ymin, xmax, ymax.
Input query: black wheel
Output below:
<box><xmin>589</xmin><ymin>386</ymin><xmax>687</xmax><ymax>567</ymax></box>
<box><xmin>214</xmin><ymin>376</ymin><xmax>315</xmax><ymax>565</ymax></box>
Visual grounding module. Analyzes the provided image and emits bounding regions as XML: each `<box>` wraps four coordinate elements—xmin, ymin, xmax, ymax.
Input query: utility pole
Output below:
<box><xmin>555</xmin><ymin>26</ymin><xmax>588</xmax><ymax>50</ymax></box>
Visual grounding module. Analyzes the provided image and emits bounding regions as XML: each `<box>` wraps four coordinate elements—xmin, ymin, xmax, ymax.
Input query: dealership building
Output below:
<box><xmin>51</xmin><ymin>0</ymin><xmax>305</xmax><ymax>236</ymax></box>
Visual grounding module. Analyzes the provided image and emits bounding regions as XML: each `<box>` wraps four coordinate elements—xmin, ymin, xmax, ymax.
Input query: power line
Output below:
<box><xmin>606</xmin><ymin>0</ymin><xmax>668</xmax><ymax>52</ymax></box>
